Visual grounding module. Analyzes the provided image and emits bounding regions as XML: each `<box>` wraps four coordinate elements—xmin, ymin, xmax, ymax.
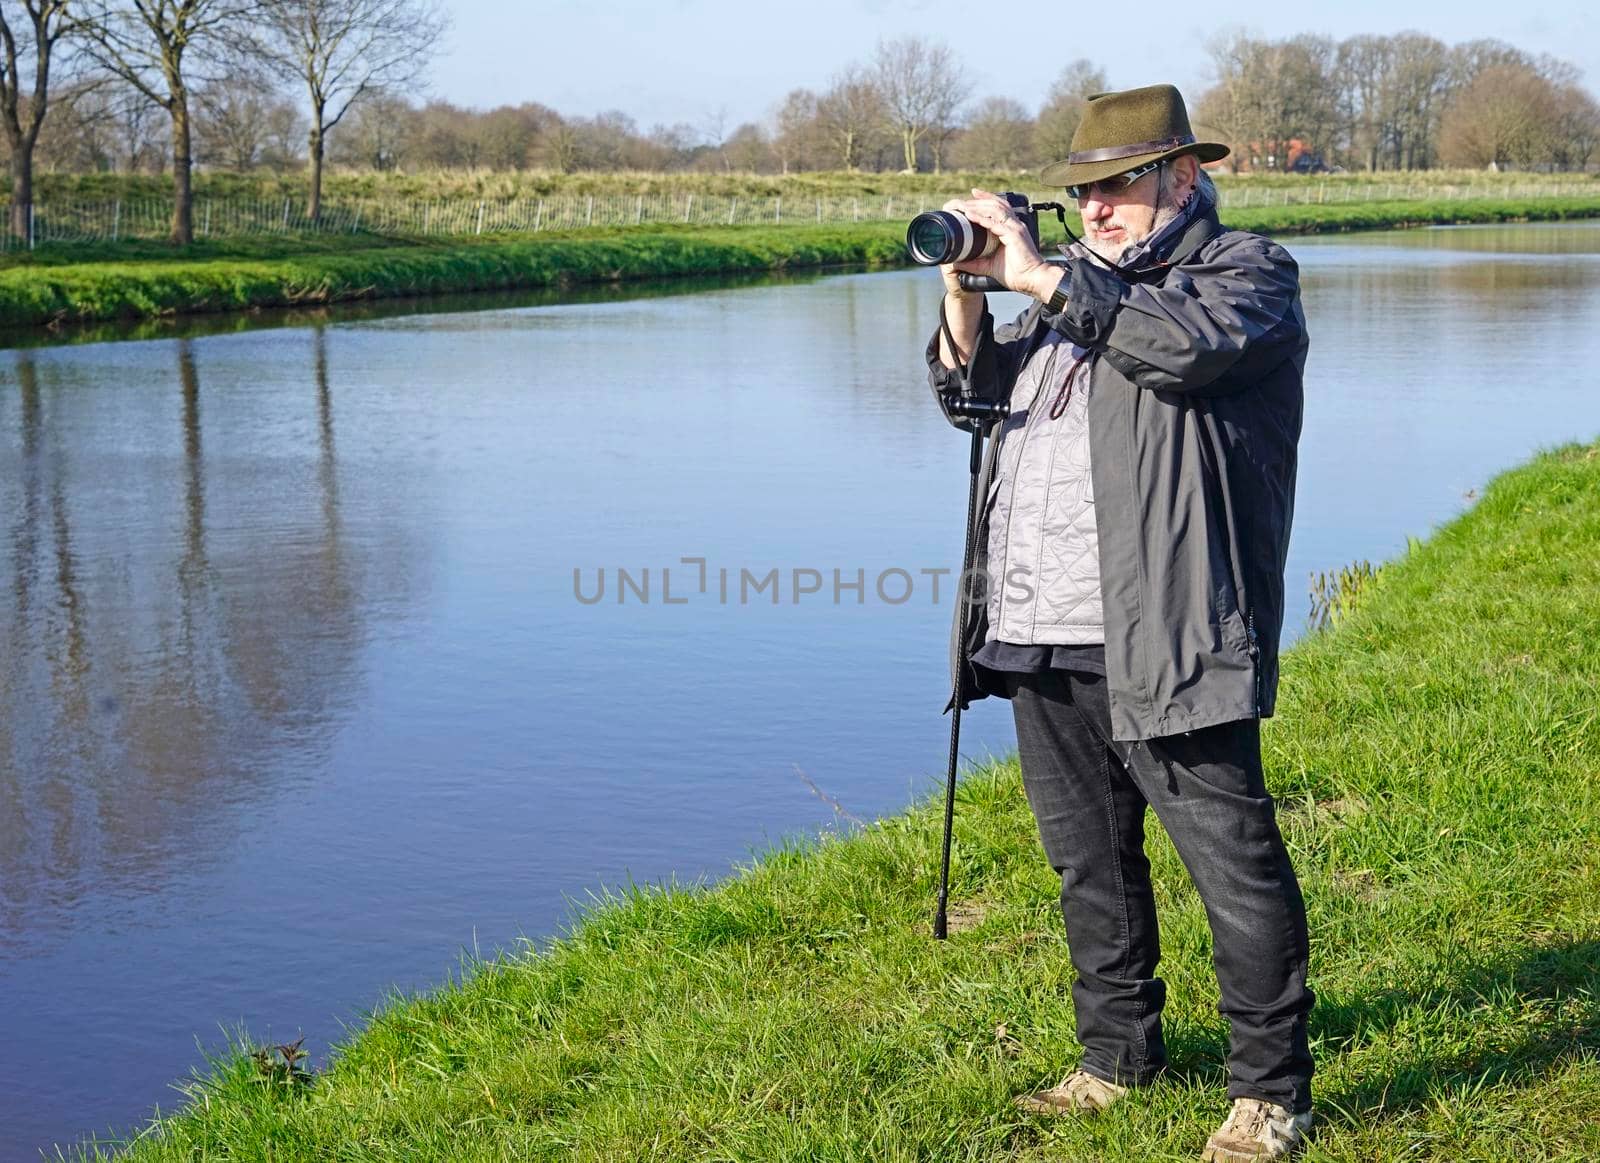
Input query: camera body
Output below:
<box><xmin>906</xmin><ymin>192</ymin><xmax>1039</xmax><ymax>266</ymax></box>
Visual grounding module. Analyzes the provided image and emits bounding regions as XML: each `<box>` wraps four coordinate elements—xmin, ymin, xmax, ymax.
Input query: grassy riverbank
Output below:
<box><xmin>2</xmin><ymin>195</ymin><xmax>1598</xmax><ymax>332</ymax></box>
<box><xmin>90</xmin><ymin>439</ymin><xmax>1600</xmax><ymax>1160</ymax></box>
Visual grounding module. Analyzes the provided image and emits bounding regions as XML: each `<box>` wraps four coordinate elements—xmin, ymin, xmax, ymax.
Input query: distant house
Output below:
<box><xmin>1220</xmin><ymin>138</ymin><xmax>1328</xmax><ymax>174</ymax></box>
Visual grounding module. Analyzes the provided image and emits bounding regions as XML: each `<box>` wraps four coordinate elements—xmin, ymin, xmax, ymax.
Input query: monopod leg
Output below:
<box><xmin>934</xmin><ymin>418</ymin><xmax>992</xmax><ymax>939</ymax></box>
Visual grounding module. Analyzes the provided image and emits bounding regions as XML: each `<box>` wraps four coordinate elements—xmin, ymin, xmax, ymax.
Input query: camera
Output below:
<box><xmin>905</xmin><ymin>192</ymin><xmax>1039</xmax><ymax>266</ymax></box>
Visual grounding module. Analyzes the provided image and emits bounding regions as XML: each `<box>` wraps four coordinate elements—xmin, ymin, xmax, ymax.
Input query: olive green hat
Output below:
<box><xmin>1039</xmin><ymin>83</ymin><xmax>1228</xmax><ymax>188</ymax></box>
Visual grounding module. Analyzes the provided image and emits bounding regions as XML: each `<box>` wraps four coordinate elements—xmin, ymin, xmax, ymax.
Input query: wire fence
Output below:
<box><xmin>1</xmin><ymin>180</ymin><xmax>1595</xmax><ymax>249</ymax></box>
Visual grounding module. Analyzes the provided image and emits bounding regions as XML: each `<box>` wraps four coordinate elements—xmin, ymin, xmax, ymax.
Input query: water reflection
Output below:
<box><xmin>4</xmin><ymin>267</ymin><xmax>840</xmax><ymax>350</ymax></box>
<box><xmin>0</xmin><ymin>331</ymin><xmax>412</xmax><ymax>948</ymax></box>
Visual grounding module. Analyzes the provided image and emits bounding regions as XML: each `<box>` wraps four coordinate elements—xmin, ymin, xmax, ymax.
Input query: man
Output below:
<box><xmin>926</xmin><ymin>84</ymin><xmax>1313</xmax><ymax>1162</ymax></box>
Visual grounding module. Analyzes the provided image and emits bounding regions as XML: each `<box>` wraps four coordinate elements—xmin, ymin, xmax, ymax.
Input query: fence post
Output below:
<box><xmin>477</xmin><ymin>201</ymin><xmax>485</xmax><ymax>234</ymax></box>
<box><xmin>113</xmin><ymin>200</ymin><xmax>121</xmax><ymax>241</ymax></box>
<box><xmin>816</xmin><ymin>198</ymin><xmax>821</xmax><ymax>222</ymax></box>
<box><xmin>728</xmin><ymin>197</ymin><xmax>737</xmax><ymax>225</ymax></box>
<box><xmin>635</xmin><ymin>195</ymin><xmax>643</xmax><ymax>225</ymax></box>
<box><xmin>352</xmin><ymin>205</ymin><xmax>362</xmax><ymax>234</ymax></box>
<box><xmin>853</xmin><ymin>197</ymin><xmax>859</xmax><ymax>222</ymax></box>
<box><xmin>683</xmin><ymin>194</ymin><xmax>693</xmax><ymax>224</ymax></box>
<box><xmin>775</xmin><ymin>196</ymin><xmax>781</xmax><ymax>224</ymax></box>
<box><xmin>886</xmin><ymin>196</ymin><xmax>893</xmax><ymax>220</ymax></box>
<box><xmin>535</xmin><ymin>199</ymin><xmax>544</xmax><ymax>231</ymax></box>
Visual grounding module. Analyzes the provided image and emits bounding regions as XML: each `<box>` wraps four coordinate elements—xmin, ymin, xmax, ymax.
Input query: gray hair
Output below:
<box><xmin>1152</xmin><ymin>161</ymin><xmax>1216</xmax><ymax>231</ymax></box>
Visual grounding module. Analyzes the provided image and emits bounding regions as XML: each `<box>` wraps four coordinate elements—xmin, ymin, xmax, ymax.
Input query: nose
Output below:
<box><xmin>1080</xmin><ymin>195</ymin><xmax>1113</xmax><ymax>221</ymax></box>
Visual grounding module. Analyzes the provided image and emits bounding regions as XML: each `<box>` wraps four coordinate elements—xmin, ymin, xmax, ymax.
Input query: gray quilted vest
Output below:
<box><xmin>984</xmin><ymin>331</ymin><xmax>1102</xmax><ymax>646</ymax></box>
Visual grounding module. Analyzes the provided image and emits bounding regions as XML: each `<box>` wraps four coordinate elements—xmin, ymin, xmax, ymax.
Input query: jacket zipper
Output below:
<box><xmin>1247</xmin><ymin>606</ymin><xmax>1261</xmax><ymax>716</ymax></box>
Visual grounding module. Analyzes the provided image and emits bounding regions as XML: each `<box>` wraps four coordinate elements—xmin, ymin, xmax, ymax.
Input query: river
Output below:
<box><xmin>2</xmin><ymin>221</ymin><xmax>1598</xmax><ymax>1158</ymax></box>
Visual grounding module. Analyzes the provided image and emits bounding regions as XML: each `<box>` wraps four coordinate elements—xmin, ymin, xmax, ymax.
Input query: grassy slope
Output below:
<box><xmin>96</xmin><ymin>440</ymin><xmax>1600</xmax><ymax>1160</ymax></box>
<box><xmin>4</xmin><ymin>196</ymin><xmax>1600</xmax><ymax>331</ymax></box>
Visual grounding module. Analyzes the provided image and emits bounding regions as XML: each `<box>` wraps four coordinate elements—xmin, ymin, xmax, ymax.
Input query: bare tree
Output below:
<box><xmin>536</xmin><ymin>115</ymin><xmax>579</xmax><ymax>173</ymax></box>
<box><xmin>873</xmin><ymin>36</ymin><xmax>967</xmax><ymax>172</ymax></box>
<box><xmin>0</xmin><ymin>0</ymin><xmax>87</xmax><ymax>240</ymax></box>
<box><xmin>956</xmin><ymin>96</ymin><xmax>1033</xmax><ymax>171</ymax></box>
<box><xmin>1034</xmin><ymin>59</ymin><xmax>1107</xmax><ymax>167</ymax></box>
<box><xmin>473</xmin><ymin>102</ymin><xmax>554</xmax><ymax>171</ymax></box>
<box><xmin>1201</xmin><ymin>32</ymin><xmax>1341</xmax><ymax>170</ymax></box>
<box><xmin>80</xmin><ymin>0</ymin><xmax>247</xmax><ymax>243</ymax></box>
<box><xmin>1439</xmin><ymin>62</ymin><xmax>1562</xmax><ymax>169</ymax></box>
<box><xmin>324</xmin><ymin>85</ymin><xmax>408</xmax><ymax>169</ymax></box>
<box><xmin>1385</xmin><ymin>33</ymin><xmax>1451</xmax><ymax>169</ymax></box>
<box><xmin>32</xmin><ymin>74</ymin><xmax>114</xmax><ymax>168</ymax></box>
<box><xmin>770</xmin><ymin>87</ymin><xmax>817</xmax><ymax>174</ymax></box>
<box><xmin>193</xmin><ymin>68</ymin><xmax>295</xmax><ymax>168</ymax></box>
<box><xmin>816</xmin><ymin>66</ymin><xmax>883</xmax><ymax>171</ymax></box>
<box><xmin>720</xmin><ymin>121</ymin><xmax>770</xmax><ymax>172</ymax></box>
<box><xmin>1336</xmin><ymin>34</ymin><xmax>1393</xmax><ymax>171</ymax></box>
<box><xmin>700</xmin><ymin>104</ymin><xmax>732</xmax><ymax>171</ymax></box>
<box><xmin>1553</xmin><ymin>83</ymin><xmax>1600</xmax><ymax>170</ymax></box>
<box><xmin>252</xmin><ymin>0</ymin><xmax>444</xmax><ymax>220</ymax></box>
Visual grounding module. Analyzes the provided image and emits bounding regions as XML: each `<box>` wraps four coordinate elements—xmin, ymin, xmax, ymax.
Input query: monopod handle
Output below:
<box><xmin>944</xmin><ymin>397</ymin><xmax>1009</xmax><ymax>421</ymax></box>
<box><xmin>956</xmin><ymin>273</ymin><xmax>1007</xmax><ymax>293</ymax></box>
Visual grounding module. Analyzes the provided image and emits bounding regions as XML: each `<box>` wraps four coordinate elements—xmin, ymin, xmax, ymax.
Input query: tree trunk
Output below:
<box><xmin>171</xmin><ymin>96</ymin><xmax>194</xmax><ymax>245</ymax></box>
<box><xmin>902</xmin><ymin>128</ymin><xmax>917</xmax><ymax>172</ymax></box>
<box><xmin>9</xmin><ymin>148</ymin><xmax>32</xmax><ymax>242</ymax></box>
<box><xmin>307</xmin><ymin>123</ymin><xmax>324</xmax><ymax>221</ymax></box>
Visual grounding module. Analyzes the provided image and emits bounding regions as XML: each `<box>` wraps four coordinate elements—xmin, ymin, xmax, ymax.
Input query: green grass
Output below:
<box><xmin>5</xmin><ymin>196</ymin><xmax>1600</xmax><ymax>332</ymax></box>
<box><xmin>0</xmin><ymin>224</ymin><xmax>909</xmax><ymax>329</ymax></box>
<box><xmin>85</xmin><ymin>439</ymin><xmax>1600</xmax><ymax>1161</ymax></box>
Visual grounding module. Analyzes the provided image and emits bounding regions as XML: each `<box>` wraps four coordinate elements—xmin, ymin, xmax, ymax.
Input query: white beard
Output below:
<box><xmin>1084</xmin><ymin>233</ymin><xmax>1134</xmax><ymax>264</ymax></box>
<box><xmin>1084</xmin><ymin>178</ymin><xmax>1185</xmax><ymax>264</ymax></box>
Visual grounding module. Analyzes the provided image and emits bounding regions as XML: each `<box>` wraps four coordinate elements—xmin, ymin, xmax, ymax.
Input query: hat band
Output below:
<box><xmin>1067</xmin><ymin>134</ymin><xmax>1196</xmax><ymax>165</ymax></box>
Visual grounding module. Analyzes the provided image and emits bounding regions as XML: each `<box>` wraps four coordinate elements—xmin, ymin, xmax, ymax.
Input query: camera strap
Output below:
<box><xmin>938</xmin><ymin>295</ymin><xmax>984</xmax><ymax>397</ymax></box>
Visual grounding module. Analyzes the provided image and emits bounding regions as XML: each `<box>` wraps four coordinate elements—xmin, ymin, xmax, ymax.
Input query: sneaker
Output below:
<box><xmin>1014</xmin><ymin>1068</ymin><xmax>1129</xmax><ymax>1115</ymax></box>
<box><xmin>1201</xmin><ymin>1098</ymin><xmax>1313</xmax><ymax>1162</ymax></box>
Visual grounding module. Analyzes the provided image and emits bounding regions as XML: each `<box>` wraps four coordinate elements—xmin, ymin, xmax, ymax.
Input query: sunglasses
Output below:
<box><xmin>1065</xmin><ymin>160</ymin><xmax>1165</xmax><ymax>202</ymax></box>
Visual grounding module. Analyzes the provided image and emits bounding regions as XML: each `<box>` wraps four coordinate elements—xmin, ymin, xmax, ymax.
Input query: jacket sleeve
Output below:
<box><xmin>926</xmin><ymin>304</ymin><xmax>1038</xmax><ymax>432</ymax></box>
<box><xmin>1044</xmin><ymin>237</ymin><xmax>1304</xmax><ymax>396</ymax></box>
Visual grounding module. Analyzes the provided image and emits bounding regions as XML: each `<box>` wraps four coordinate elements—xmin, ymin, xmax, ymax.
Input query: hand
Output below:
<box><xmin>939</xmin><ymin>188</ymin><xmax>1063</xmax><ymax>301</ymax></box>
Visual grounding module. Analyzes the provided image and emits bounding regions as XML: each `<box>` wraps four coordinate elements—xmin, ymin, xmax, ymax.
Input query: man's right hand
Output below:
<box><xmin>941</xmin><ymin>189</ymin><xmax>1063</xmax><ymax>302</ymax></box>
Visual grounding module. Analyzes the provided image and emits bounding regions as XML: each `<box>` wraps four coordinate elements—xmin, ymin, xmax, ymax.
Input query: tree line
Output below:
<box><xmin>3</xmin><ymin>14</ymin><xmax>1598</xmax><ymax>246</ymax></box>
<box><xmin>0</xmin><ymin>0</ymin><xmax>444</xmax><ymax>241</ymax></box>
<box><xmin>1200</xmin><ymin>32</ymin><xmax>1600</xmax><ymax>174</ymax></box>
<box><xmin>320</xmin><ymin>34</ymin><xmax>1597</xmax><ymax>180</ymax></box>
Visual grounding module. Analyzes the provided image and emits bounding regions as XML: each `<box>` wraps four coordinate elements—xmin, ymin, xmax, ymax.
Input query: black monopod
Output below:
<box><xmin>920</xmin><ymin>203</ymin><xmax>1069</xmax><ymax>939</ymax></box>
<box><xmin>932</xmin><ymin>294</ymin><xmax>1008</xmax><ymax>940</ymax></box>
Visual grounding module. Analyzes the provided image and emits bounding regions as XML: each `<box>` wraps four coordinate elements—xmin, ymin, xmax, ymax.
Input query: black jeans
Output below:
<box><xmin>1008</xmin><ymin>669</ymin><xmax>1314</xmax><ymax>1113</ymax></box>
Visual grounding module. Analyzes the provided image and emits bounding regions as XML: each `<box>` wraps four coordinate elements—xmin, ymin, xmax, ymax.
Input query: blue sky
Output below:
<box><xmin>432</xmin><ymin>0</ymin><xmax>1597</xmax><ymax>131</ymax></box>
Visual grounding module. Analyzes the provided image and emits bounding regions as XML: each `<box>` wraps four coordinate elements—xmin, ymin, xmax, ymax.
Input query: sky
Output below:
<box><xmin>428</xmin><ymin>0</ymin><xmax>1598</xmax><ymax>133</ymax></box>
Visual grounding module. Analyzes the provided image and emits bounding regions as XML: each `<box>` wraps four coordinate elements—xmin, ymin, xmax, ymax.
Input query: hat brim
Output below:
<box><xmin>1040</xmin><ymin>141</ymin><xmax>1230</xmax><ymax>189</ymax></box>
